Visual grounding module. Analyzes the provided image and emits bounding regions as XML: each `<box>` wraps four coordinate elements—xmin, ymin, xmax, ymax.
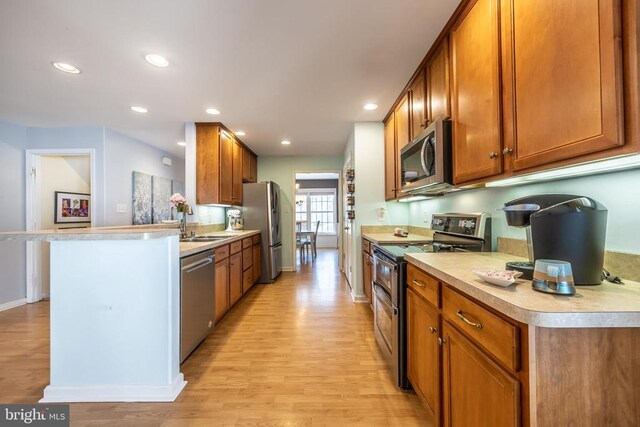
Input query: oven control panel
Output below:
<box><xmin>431</xmin><ymin>214</ymin><xmax>486</xmax><ymax>237</ymax></box>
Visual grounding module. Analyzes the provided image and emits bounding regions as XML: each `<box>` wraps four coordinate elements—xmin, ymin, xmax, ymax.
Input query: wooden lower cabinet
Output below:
<box><xmin>214</xmin><ymin>258</ymin><xmax>230</xmax><ymax>322</ymax></box>
<box><xmin>229</xmin><ymin>252</ymin><xmax>243</xmax><ymax>306</ymax></box>
<box><xmin>362</xmin><ymin>252</ymin><xmax>373</xmax><ymax>305</ymax></box>
<box><xmin>442</xmin><ymin>321</ymin><xmax>520</xmax><ymax>427</ymax></box>
<box><xmin>407</xmin><ymin>288</ymin><xmax>441</xmax><ymax>419</ymax></box>
<box><xmin>252</xmin><ymin>243</ymin><xmax>261</xmax><ymax>284</ymax></box>
<box><xmin>242</xmin><ymin>268</ymin><xmax>253</xmax><ymax>293</ymax></box>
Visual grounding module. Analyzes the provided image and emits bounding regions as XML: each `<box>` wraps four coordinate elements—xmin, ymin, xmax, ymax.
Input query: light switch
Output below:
<box><xmin>116</xmin><ymin>204</ymin><xmax>127</xmax><ymax>214</ymax></box>
<box><xmin>424</xmin><ymin>211</ymin><xmax>429</xmax><ymax>223</ymax></box>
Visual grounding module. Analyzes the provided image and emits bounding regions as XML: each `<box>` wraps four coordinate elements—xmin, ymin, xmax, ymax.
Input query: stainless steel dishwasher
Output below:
<box><xmin>180</xmin><ymin>249</ymin><xmax>215</xmax><ymax>363</ymax></box>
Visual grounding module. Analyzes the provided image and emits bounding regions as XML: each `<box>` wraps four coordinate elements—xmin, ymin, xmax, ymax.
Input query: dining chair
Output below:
<box><xmin>302</xmin><ymin>220</ymin><xmax>321</xmax><ymax>259</ymax></box>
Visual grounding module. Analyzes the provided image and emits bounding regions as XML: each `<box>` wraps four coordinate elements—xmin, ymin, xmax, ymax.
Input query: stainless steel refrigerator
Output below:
<box><xmin>242</xmin><ymin>181</ymin><xmax>282</xmax><ymax>282</ymax></box>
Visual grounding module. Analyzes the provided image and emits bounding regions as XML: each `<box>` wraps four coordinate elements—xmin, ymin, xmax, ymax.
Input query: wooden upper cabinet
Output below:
<box><xmin>219</xmin><ymin>130</ymin><xmax>234</xmax><ymax>205</ymax></box>
<box><xmin>409</xmin><ymin>70</ymin><xmax>427</xmax><ymax>140</ymax></box>
<box><xmin>242</xmin><ymin>148</ymin><xmax>251</xmax><ymax>182</ymax></box>
<box><xmin>501</xmin><ymin>0</ymin><xmax>624</xmax><ymax>171</ymax></box>
<box><xmin>250</xmin><ymin>154</ymin><xmax>258</xmax><ymax>183</ymax></box>
<box><xmin>442</xmin><ymin>321</ymin><xmax>520</xmax><ymax>427</ymax></box>
<box><xmin>232</xmin><ymin>138</ymin><xmax>243</xmax><ymax>205</ymax></box>
<box><xmin>384</xmin><ymin>115</ymin><xmax>397</xmax><ymax>201</ymax></box>
<box><xmin>427</xmin><ymin>36</ymin><xmax>451</xmax><ymax>123</ymax></box>
<box><xmin>195</xmin><ymin>124</ymin><xmax>220</xmax><ymax>205</ymax></box>
<box><xmin>451</xmin><ymin>0</ymin><xmax>503</xmax><ymax>184</ymax></box>
<box><xmin>395</xmin><ymin>93</ymin><xmax>411</xmax><ymax>151</ymax></box>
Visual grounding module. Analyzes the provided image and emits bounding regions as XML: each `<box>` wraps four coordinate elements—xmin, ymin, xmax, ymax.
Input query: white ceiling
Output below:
<box><xmin>0</xmin><ymin>0</ymin><xmax>459</xmax><ymax>158</ymax></box>
<box><xmin>296</xmin><ymin>172</ymin><xmax>340</xmax><ymax>180</ymax></box>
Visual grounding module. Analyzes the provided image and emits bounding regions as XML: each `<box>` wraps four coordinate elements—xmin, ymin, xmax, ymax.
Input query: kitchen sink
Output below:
<box><xmin>180</xmin><ymin>236</ymin><xmax>227</xmax><ymax>243</ymax></box>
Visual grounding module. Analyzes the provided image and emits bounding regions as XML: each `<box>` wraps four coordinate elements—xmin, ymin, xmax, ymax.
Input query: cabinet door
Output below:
<box><xmin>407</xmin><ymin>288</ymin><xmax>441</xmax><ymax>418</ymax></box>
<box><xmin>384</xmin><ymin>115</ymin><xmax>397</xmax><ymax>201</ymax></box>
<box><xmin>450</xmin><ymin>0</ymin><xmax>503</xmax><ymax>184</ymax></box>
<box><xmin>219</xmin><ymin>130</ymin><xmax>234</xmax><ymax>205</ymax></box>
<box><xmin>232</xmin><ymin>139</ymin><xmax>243</xmax><ymax>205</ymax></box>
<box><xmin>242</xmin><ymin>268</ymin><xmax>253</xmax><ymax>293</ymax></box>
<box><xmin>252</xmin><ymin>243</ymin><xmax>261</xmax><ymax>284</ymax></box>
<box><xmin>362</xmin><ymin>252</ymin><xmax>372</xmax><ymax>305</ymax></box>
<box><xmin>214</xmin><ymin>259</ymin><xmax>229</xmax><ymax>322</ymax></box>
<box><xmin>501</xmin><ymin>0</ymin><xmax>624</xmax><ymax>171</ymax></box>
<box><xmin>427</xmin><ymin>37</ymin><xmax>451</xmax><ymax>123</ymax></box>
<box><xmin>409</xmin><ymin>70</ymin><xmax>427</xmax><ymax>140</ymax></box>
<box><xmin>250</xmin><ymin>153</ymin><xmax>258</xmax><ymax>183</ymax></box>
<box><xmin>442</xmin><ymin>321</ymin><xmax>520</xmax><ymax>427</ymax></box>
<box><xmin>195</xmin><ymin>124</ymin><xmax>221</xmax><ymax>205</ymax></box>
<box><xmin>242</xmin><ymin>147</ymin><xmax>251</xmax><ymax>182</ymax></box>
<box><xmin>395</xmin><ymin>93</ymin><xmax>410</xmax><ymax>150</ymax></box>
<box><xmin>229</xmin><ymin>252</ymin><xmax>243</xmax><ymax>306</ymax></box>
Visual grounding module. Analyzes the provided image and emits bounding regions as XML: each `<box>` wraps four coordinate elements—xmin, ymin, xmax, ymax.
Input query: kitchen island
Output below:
<box><xmin>404</xmin><ymin>252</ymin><xmax>640</xmax><ymax>427</ymax></box>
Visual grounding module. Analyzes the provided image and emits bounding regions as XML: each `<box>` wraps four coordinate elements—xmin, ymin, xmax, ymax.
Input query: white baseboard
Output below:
<box><xmin>39</xmin><ymin>374</ymin><xmax>187</xmax><ymax>403</ymax></box>
<box><xmin>281</xmin><ymin>266</ymin><xmax>295</xmax><ymax>272</ymax></box>
<box><xmin>351</xmin><ymin>293</ymin><xmax>369</xmax><ymax>303</ymax></box>
<box><xmin>0</xmin><ymin>298</ymin><xmax>27</xmax><ymax>312</ymax></box>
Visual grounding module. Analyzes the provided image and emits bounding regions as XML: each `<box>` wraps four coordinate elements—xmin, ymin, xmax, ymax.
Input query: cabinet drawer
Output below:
<box><xmin>442</xmin><ymin>286</ymin><xmax>520</xmax><ymax>372</ymax></box>
<box><xmin>407</xmin><ymin>264</ymin><xmax>440</xmax><ymax>308</ymax></box>
<box><xmin>363</xmin><ymin>239</ymin><xmax>371</xmax><ymax>254</ymax></box>
<box><xmin>214</xmin><ymin>245</ymin><xmax>229</xmax><ymax>261</ymax></box>
<box><xmin>252</xmin><ymin>234</ymin><xmax>260</xmax><ymax>244</ymax></box>
<box><xmin>242</xmin><ymin>237</ymin><xmax>253</xmax><ymax>249</ymax></box>
<box><xmin>230</xmin><ymin>240</ymin><xmax>242</xmax><ymax>254</ymax></box>
<box><xmin>242</xmin><ymin>247</ymin><xmax>253</xmax><ymax>270</ymax></box>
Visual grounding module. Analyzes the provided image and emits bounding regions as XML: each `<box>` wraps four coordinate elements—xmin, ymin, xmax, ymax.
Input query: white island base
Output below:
<box><xmin>2</xmin><ymin>230</ymin><xmax>188</xmax><ymax>403</ymax></box>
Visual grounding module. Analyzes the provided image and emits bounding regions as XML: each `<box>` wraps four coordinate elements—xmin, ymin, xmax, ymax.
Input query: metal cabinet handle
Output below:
<box><xmin>456</xmin><ymin>310</ymin><xmax>483</xmax><ymax>329</ymax></box>
<box><xmin>437</xmin><ymin>337</ymin><xmax>447</xmax><ymax>346</ymax></box>
<box><xmin>488</xmin><ymin>152</ymin><xmax>499</xmax><ymax>159</ymax></box>
<box><xmin>429</xmin><ymin>326</ymin><xmax>438</xmax><ymax>334</ymax></box>
<box><xmin>503</xmin><ymin>148</ymin><xmax>513</xmax><ymax>155</ymax></box>
<box><xmin>420</xmin><ymin>123</ymin><xmax>425</xmax><ymax>128</ymax></box>
<box><xmin>412</xmin><ymin>279</ymin><xmax>426</xmax><ymax>288</ymax></box>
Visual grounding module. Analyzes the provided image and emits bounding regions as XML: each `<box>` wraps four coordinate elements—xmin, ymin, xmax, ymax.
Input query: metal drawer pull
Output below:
<box><xmin>456</xmin><ymin>310</ymin><xmax>483</xmax><ymax>329</ymax></box>
<box><xmin>429</xmin><ymin>326</ymin><xmax>438</xmax><ymax>334</ymax></box>
<box><xmin>412</xmin><ymin>279</ymin><xmax>426</xmax><ymax>288</ymax></box>
<box><xmin>437</xmin><ymin>337</ymin><xmax>447</xmax><ymax>346</ymax></box>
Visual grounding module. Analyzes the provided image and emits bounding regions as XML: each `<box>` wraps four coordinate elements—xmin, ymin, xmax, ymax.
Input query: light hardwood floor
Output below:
<box><xmin>0</xmin><ymin>250</ymin><xmax>432</xmax><ymax>426</ymax></box>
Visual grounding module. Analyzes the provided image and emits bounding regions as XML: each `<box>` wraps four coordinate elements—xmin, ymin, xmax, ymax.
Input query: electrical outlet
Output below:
<box><xmin>424</xmin><ymin>210</ymin><xmax>429</xmax><ymax>223</ymax></box>
<box><xmin>116</xmin><ymin>204</ymin><xmax>127</xmax><ymax>214</ymax></box>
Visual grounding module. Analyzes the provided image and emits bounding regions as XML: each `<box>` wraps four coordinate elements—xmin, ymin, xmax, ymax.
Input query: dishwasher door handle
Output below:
<box><xmin>182</xmin><ymin>256</ymin><xmax>214</xmax><ymax>273</ymax></box>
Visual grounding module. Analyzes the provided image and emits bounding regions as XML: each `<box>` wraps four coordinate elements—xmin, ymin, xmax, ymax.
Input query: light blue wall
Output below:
<box><xmin>258</xmin><ymin>155</ymin><xmax>344</xmax><ymax>269</ymax></box>
<box><xmin>404</xmin><ymin>168</ymin><xmax>640</xmax><ymax>254</ymax></box>
<box><xmin>104</xmin><ymin>129</ymin><xmax>185</xmax><ymax>226</ymax></box>
<box><xmin>0</xmin><ymin>121</ymin><xmax>27</xmax><ymax>304</ymax></box>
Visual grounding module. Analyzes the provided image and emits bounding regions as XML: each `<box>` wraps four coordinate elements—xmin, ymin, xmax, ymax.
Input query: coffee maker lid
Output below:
<box><xmin>532</xmin><ymin>196</ymin><xmax>607</xmax><ymax>217</ymax></box>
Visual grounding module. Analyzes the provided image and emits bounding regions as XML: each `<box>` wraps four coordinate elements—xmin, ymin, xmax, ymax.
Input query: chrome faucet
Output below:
<box><xmin>179</xmin><ymin>205</ymin><xmax>194</xmax><ymax>239</ymax></box>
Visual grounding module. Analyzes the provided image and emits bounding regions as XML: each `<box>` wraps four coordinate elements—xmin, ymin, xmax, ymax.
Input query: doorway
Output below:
<box><xmin>293</xmin><ymin>171</ymin><xmax>341</xmax><ymax>271</ymax></box>
<box><xmin>25</xmin><ymin>149</ymin><xmax>96</xmax><ymax>302</ymax></box>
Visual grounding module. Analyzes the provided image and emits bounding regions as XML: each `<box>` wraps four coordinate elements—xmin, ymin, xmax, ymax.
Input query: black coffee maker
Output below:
<box><xmin>502</xmin><ymin>194</ymin><xmax>607</xmax><ymax>285</ymax></box>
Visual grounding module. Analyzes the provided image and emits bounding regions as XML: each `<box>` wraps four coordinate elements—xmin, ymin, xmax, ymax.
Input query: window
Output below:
<box><xmin>295</xmin><ymin>189</ymin><xmax>337</xmax><ymax>234</ymax></box>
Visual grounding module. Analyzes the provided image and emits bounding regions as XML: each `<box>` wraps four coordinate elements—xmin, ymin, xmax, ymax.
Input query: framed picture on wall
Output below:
<box><xmin>54</xmin><ymin>191</ymin><xmax>91</xmax><ymax>224</ymax></box>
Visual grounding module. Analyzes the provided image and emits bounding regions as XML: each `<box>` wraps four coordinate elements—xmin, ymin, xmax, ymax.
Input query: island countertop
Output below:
<box><xmin>0</xmin><ymin>227</ymin><xmax>180</xmax><ymax>241</ymax></box>
<box><xmin>404</xmin><ymin>252</ymin><xmax>640</xmax><ymax>328</ymax></box>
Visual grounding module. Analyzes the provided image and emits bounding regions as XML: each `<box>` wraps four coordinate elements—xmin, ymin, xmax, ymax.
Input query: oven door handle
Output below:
<box><xmin>373</xmin><ymin>283</ymin><xmax>397</xmax><ymax>315</ymax></box>
<box><xmin>373</xmin><ymin>253</ymin><xmax>397</xmax><ymax>271</ymax></box>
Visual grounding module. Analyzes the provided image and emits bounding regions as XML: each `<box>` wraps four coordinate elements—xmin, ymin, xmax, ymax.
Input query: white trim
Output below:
<box><xmin>281</xmin><ymin>266</ymin><xmax>295</xmax><ymax>272</ymax></box>
<box><xmin>351</xmin><ymin>294</ymin><xmax>369</xmax><ymax>303</ymax></box>
<box><xmin>0</xmin><ymin>298</ymin><xmax>27</xmax><ymax>312</ymax></box>
<box><xmin>25</xmin><ymin>149</ymin><xmax>97</xmax><ymax>303</ymax></box>
<box><xmin>40</xmin><ymin>374</ymin><xmax>187</xmax><ymax>403</ymax></box>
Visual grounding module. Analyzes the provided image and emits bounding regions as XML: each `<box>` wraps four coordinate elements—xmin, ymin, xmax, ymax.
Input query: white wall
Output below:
<box><xmin>0</xmin><ymin>121</ymin><xmax>27</xmax><ymax>306</ymax></box>
<box><xmin>104</xmin><ymin>129</ymin><xmax>185</xmax><ymax>226</ymax></box>
<box><xmin>258</xmin><ymin>155</ymin><xmax>345</xmax><ymax>270</ymax></box>
<box><xmin>39</xmin><ymin>155</ymin><xmax>92</xmax><ymax>297</ymax></box>
<box><xmin>344</xmin><ymin>122</ymin><xmax>409</xmax><ymax>300</ymax></box>
<box><xmin>405</xmin><ymin>167</ymin><xmax>640</xmax><ymax>254</ymax></box>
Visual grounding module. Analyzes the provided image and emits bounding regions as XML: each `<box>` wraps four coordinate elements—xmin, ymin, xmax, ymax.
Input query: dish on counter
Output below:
<box><xmin>473</xmin><ymin>269</ymin><xmax>523</xmax><ymax>287</ymax></box>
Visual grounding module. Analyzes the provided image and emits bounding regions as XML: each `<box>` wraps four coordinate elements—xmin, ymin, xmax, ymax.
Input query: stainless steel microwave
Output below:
<box><xmin>399</xmin><ymin>118</ymin><xmax>453</xmax><ymax>194</ymax></box>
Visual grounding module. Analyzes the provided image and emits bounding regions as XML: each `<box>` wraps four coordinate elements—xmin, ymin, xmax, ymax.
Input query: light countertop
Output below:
<box><xmin>362</xmin><ymin>231</ymin><xmax>434</xmax><ymax>245</ymax></box>
<box><xmin>179</xmin><ymin>230</ymin><xmax>260</xmax><ymax>257</ymax></box>
<box><xmin>405</xmin><ymin>252</ymin><xmax>640</xmax><ymax>328</ymax></box>
<box><xmin>0</xmin><ymin>227</ymin><xmax>179</xmax><ymax>241</ymax></box>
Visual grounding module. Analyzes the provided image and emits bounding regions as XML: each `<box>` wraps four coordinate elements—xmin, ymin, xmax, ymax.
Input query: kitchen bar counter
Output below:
<box><xmin>0</xmin><ymin>227</ymin><xmax>179</xmax><ymax>241</ymax></box>
<box><xmin>405</xmin><ymin>252</ymin><xmax>640</xmax><ymax>328</ymax></box>
<box><xmin>362</xmin><ymin>231</ymin><xmax>433</xmax><ymax>245</ymax></box>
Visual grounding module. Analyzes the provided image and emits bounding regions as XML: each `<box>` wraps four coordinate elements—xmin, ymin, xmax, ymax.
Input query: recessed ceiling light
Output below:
<box><xmin>177</xmin><ymin>141</ymin><xmax>186</xmax><ymax>146</ymax></box>
<box><xmin>145</xmin><ymin>54</ymin><xmax>169</xmax><ymax>67</ymax></box>
<box><xmin>206</xmin><ymin>108</ymin><xmax>220</xmax><ymax>115</ymax></box>
<box><xmin>235</xmin><ymin>131</ymin><xmax>246</xmax><ymax>136</ymax></box>
<box><xmin>281</xmin><ymin>140</ymin><xmax>291</xmax><ymax>145</ymax></box>
<box><xmin>131</xmin><ymin>106</ymin><xmax>148</xmax><ymax>113</ymax></box>
<box><xmin>363</xmin><ymin>103</ymin><xmax>378</xmax><ymax>110</ymax></box>
<box><xmin>52</xmin><ymin>62</ymin><xmax>81</xmax><ymax>74</ymax></box>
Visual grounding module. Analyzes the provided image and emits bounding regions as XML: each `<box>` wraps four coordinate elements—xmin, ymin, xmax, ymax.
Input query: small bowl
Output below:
<box><xmin>473</xmin><ymin>269</ymin><xmax>523</xmax><ymax>287</ymax></box>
